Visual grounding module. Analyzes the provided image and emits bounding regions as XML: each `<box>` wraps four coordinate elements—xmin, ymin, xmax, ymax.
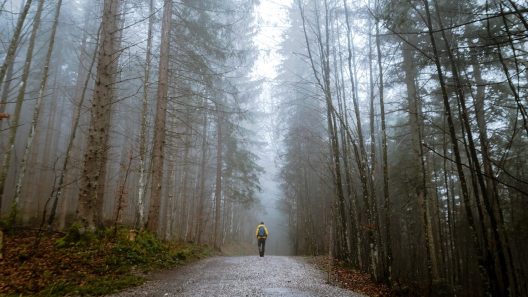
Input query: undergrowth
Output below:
<box><xmin>0</xmin><ymin>226</ymin><xmax>213</xmax><ymax>296</ymax></box>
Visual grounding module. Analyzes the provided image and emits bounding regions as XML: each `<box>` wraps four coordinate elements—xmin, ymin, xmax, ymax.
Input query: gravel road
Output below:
<box><xmin>109</xmin><ymin>256</ymin><xmax>363</xmax><ymax>297</ymax></box>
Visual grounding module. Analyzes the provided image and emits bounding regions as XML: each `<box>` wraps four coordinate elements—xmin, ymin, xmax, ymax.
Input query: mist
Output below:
<box><xmin>0</xmin><ymin>0</ymin><xmax>527</xmax><ymax>296</ymax></box>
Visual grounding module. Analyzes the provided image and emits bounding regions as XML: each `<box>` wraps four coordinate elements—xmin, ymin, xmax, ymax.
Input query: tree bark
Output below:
<box><xmin>77</xmin><ymin>0</ymin><xmax>122</xmax><ymax>230</ymax></box>
<box><xmin>195</xmin><ymin>105</ymin><xmax>208</xmax><ymax>244</ymax></box>
<box><xmin>13</xmin><ymin>0</ymin><xmax>63</xmax><ymax>213</ymax></box>
<box><xmin>422</xmin><ymin>0</ymin><xmax>492</xmax><ymax>294</ymax></box>
<box><xmin>213</xmin><ymin>109</ymin><xmax>223</xmax><ymax>249</ymax></box>
<box><xmin>0</xmin><ymin>0</ymin><xmax>33</xmax><ymax>92</ymax></box>
<box><xmin>136</xmin><ymin>0</ymin><xmax>155</xmax><ymax>230</ymax></box>
<box><xmin>0</xmin><ymin>0</ymin><xmax>44</xmax><ymax>218</ymax></box>
<box><xmin>375</xmin><ymin>16</ymin><xmax>393</xmax><ymax>284</ymax></box>
<box><xmin>47</xmin><ymin>24</ymin><xmax>101</xmax><ymax>228</ymax></box>
<box><xmin>146</xmin><ymin>0</ymin><xmax>172</xmax><ymax>234</ymax></box>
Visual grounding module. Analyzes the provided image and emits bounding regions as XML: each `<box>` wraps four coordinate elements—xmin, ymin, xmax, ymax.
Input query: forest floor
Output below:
<box><xmin>1</xmin><ymin>228</ymin><xmax>394</xmax><ymax>297</ymax></box>
<box><xmin>309</xmin><ymin>256</ymin><xmax>391</xmax><ymax>297</ymax></box>
<box><xmin>0</xmin><ymin>227</ymin><xmax>213</xmax><ymax>296</ymax></box>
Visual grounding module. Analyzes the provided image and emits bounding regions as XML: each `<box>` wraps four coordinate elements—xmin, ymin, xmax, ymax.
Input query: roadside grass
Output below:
<box><xmin>0</xmin><ymin>226</ymin><xmax>213</xmax><ymax>296</ymax></box>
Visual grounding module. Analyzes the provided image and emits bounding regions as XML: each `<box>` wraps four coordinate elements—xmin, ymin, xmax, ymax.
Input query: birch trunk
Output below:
<box><xmin>0</xmin><ymin>0</ymin><xmax>33</xmax><ymax>91</ymax></box>
<box><xmin>136</xmin><ymin>0</ymin><xmax>155</xmax><ymax>230</ymax></box>
<box><xmin>0</xmin><ymin>0</ymin><xmax>44</xmax><ymax>217</ymax></box>
<box><xmin>13</xmin><ymin>0</ymin><xmax>63</xmax><ymax>212</ymax></box>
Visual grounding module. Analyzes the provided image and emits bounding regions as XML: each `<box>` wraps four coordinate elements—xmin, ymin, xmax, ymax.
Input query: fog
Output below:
<box><xmin>1</xmin><ymin>0</ymin><xmax>527</xmax><ymax>295</ymax></box>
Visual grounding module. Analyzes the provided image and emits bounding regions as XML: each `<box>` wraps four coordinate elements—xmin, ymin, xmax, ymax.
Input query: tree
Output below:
<box><xmin>146</xmin><ymin>0</ymin><xmax>172</xmax><ymax>234</ymax></box>
<box><xmin>0</xmin><ymin>0</ymin><xmax>44</xmax><ymax>218</ymax></box>
<box><xmin>77</xmin><ymin>0</ymin><xmax>122</xmax><ymax>230</ymax></box>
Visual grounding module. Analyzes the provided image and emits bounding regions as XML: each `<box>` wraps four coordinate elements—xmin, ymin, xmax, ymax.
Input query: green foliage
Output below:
<box><xmin>54</xmin><ymin>223</ymin><xmax>96</xmax><ymax>248</ymax></box>
<box><xmin>1</xmin><ymin>203</ymin><xmax>19</xmax><ymax>233</ymax></box>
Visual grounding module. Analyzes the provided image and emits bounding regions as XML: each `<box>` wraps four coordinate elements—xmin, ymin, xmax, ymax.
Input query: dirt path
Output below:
<box><xmin>110</xmin><ymin>256</ymin><xmax>364</xmax><ymax>296</ymax></box>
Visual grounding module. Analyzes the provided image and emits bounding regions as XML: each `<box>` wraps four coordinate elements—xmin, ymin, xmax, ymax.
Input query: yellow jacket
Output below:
<box><xmin>256</xmin><ymin>224</ymin><xmax>269</xmax><ymax>238</ymax></box>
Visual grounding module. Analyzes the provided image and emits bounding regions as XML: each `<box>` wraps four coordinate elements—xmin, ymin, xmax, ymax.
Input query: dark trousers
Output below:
<box><xmin>258</xmin><ymin>238</ymin><xmax>266</xmax><ymax>256</ymax></box>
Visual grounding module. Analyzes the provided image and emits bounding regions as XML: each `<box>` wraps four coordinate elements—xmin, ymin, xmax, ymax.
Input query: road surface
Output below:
<box><xmin>110</xmin><ymin>256</ymin><xmax>363</xmax><ymax>296</ymax></box>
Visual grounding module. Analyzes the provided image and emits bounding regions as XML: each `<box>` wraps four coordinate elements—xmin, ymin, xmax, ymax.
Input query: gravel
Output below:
<box><xmin>109</xmin><ymin>256</ymin><xmax>364</xmax><ymax>297</ymax></box>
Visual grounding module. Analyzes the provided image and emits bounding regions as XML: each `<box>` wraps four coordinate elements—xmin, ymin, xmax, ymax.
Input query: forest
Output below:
<box><xmin>0</xmin><ymin>0</ymin><xmax>527</xmax><ymax>296</ymax></box>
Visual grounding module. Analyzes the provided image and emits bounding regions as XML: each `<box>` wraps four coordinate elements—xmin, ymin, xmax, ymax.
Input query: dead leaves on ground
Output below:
<box><xmin>310</xmin><ymin>256</ymin><xmax>390</xmax><ymax>297</ymax></box>
<box><xmin>0</xmin><ymin>230</ymin><xmax>119</xmax><ymax>295</ymax></box>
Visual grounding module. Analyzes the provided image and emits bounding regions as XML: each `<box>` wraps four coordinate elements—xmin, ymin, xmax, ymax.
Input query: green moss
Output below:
<box><xmin>54</xmin><ymin>223</ymin><xmax>96</xmax><ymax>248</ymax></box>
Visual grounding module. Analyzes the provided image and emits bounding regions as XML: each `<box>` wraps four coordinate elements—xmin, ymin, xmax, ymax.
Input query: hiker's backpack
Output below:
<box><xmin>258</xmin><ymin>226</ymin><xmax>266</xmax><ymax>237</ymax></box>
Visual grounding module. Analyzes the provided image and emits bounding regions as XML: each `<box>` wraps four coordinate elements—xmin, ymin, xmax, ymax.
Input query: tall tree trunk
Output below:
<box><xmin>0</xmin><ymin>0</ymin><xmax>33</xmax><ymax>92</ymax></box>
<box><xmin>47</xmin><ymin>25</ymin><xmax>101</xmax><ymax>228</ymax></box>
<box><xmin>136</xmin><ymin>0</ymin><xmax>155</xmax><ymax>230</ymax></box>
<box><xmin>213</xmin><ymin>109</ymin><xmax>223</xmax><ymax>249</ymax></box>
<box><xmin>179</xmin><ymin>121</ymin><xmax>191</xmax><ymax>241</ymax></box>
<box><xmin>0</xmin><ymin>0</ymin><xmax>44</xmax><ymax>219</ymax></box>
<box><xmin>375</xmin><ymin>16</ymin><xmax>393</xmax><ymax>284</ymax></box>
<box><xmin>470</xmin><ymin>39</ymin><xmax>520</xmax><ymax>297</ymax></box>
<box><xmin>342</xmin><ymin>0</ymin><xmax>380</xmax><ymax>278</ymax></box>
<box><xmin>422</xmin><ymin>0</ymin><xmax>493</xmax><ymax>294</ymax></box>
<box><xmin>13</xmin><ymin>0</ymin><xmax>63</xmax><ymax>214</ymax></box>
<box><xmin>0</xmin><ymin>60</ymin><xmax>14</xmax><ymax>115</ymax></box>
<box><xmin>77</xmin><ymin>0</ymin><xmax>121</xmax><ymax>230</ymax></box>
<box><xmin>402</xmin><ymin>33</ymin><xmax>439</xmax><ymax>287</ymax></box>
<box><xmin>195</xmin><ymin>105</ymin><xmax>208</xmax><ymax>243</ymax></box>
<box><xmin>146</xmin><ymin>0</ymin><xmax>172</xmax><ymax>234</ymax></box>
<box><xmin>435</xmin><ymin>1</ymin><xmax>513</xmax><ymax>294</ymax></box>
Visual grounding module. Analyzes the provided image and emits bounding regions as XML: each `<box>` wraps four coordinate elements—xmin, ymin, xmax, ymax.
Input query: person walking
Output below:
<box><xmin>256</xmin><ymin>222</ymin><xmax>269</xmax><ymax>257</ymax></box>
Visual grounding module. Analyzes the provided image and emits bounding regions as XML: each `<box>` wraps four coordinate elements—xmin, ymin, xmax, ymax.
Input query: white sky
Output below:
<box><xmin>251</xmin><ymin>0</ymin><xmax>292</xmax><ymax>80</ymax></box>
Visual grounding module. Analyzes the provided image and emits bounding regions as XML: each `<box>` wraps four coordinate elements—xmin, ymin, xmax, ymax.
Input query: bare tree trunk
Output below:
<box><xmin>146</xmin><ymin>0</ymin><xmax>172</xmax><ymax>234</ymax></box>
<box><xmin>0</xmin><ymin>0</ymin><xmax>33</xmax><ymax>92</ymax></box>
<box><xmin>470</xmin><ymin>37</ymin><xmax>520</xmax><ymax>297</ymax></box>
<box><xmin>13</xmin><ymin>0</ymin><xmax>63</xmax><ymax>213</ymax></box>
<box><xmin>0</xmin><ymin>0</ymin><xmax>44</xmax><ymax>220</ymax></box>
<box><xmin>422</xmin><ymin>0</ymin><xmax>492</xmax><ymax>294</ymax></box>
<box><xmin>179</xmin><ymin>120</ymin><xmax>191</xmax><ymax>240</ymax></box>
<box><xmin>136</xmin><ymin>0</ymin><xmax>155</xmax><ymax>230</ymax></box>
<box><xmin>47</xmin><ymin>25</ymin><xmax>101</xmax><ymax>228</ymax></box>
<box><xmin>163</xmin><ymin>106</ymin><xmax>177</xmax><ymax>240</ymax></box>
<box><xmin>213</xmin><ymin>109</ymin><xmax>223</xmax><ymax>249</ymax></box>
<box><xmin>196</xmin><ymin>106</ymin><xmax>208</xmax><ymax>243</ymax></box>
<box><xmin>494</xmin><ymin>2</ymin><xmax>528</xmax><ymax>138</ymax></box>
<box><xmin>0</xmin><ymin>60</ymin><xmax>14</xmax><ymax>114</ymax></box>
<box><xmin>298</xmin><ymin>0</ymin><xmax>348</xmax><ymax>261</ymax></box>
<box><xmin>77</xmin><ymin>0</ymin><xmax>122</xmax><ymax>230</ymax></box>
<box><xmin>434</xmin><ymin>1</ymin><xmax>513</xmax><ymax>294</ymax></box>
<box><xmin>113</xmin><ymin>149</ymin><xmax>133</xmax><ymax>235</ymax></box>
<box><xmin>375</xmin><ymin>16</ymin><xmax>393</xmax><ymax>284</ymax></box>
<box><xmin>342</xmin><ymin>0</ymin><xmax>381</xmax><ymax>278</ymax></box>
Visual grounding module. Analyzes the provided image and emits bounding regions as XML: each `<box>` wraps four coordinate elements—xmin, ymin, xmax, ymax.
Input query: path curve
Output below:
<box><xmin>110</xmin><ymin>256</ymin><xmax>363</xmax><ymax>297</ymax></box>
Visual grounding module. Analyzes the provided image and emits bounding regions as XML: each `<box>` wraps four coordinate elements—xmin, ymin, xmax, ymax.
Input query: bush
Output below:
<box><xmin>55</xmin><ymin>223</ymin><xmax>96</xmax><ymax>248</ymax></box>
